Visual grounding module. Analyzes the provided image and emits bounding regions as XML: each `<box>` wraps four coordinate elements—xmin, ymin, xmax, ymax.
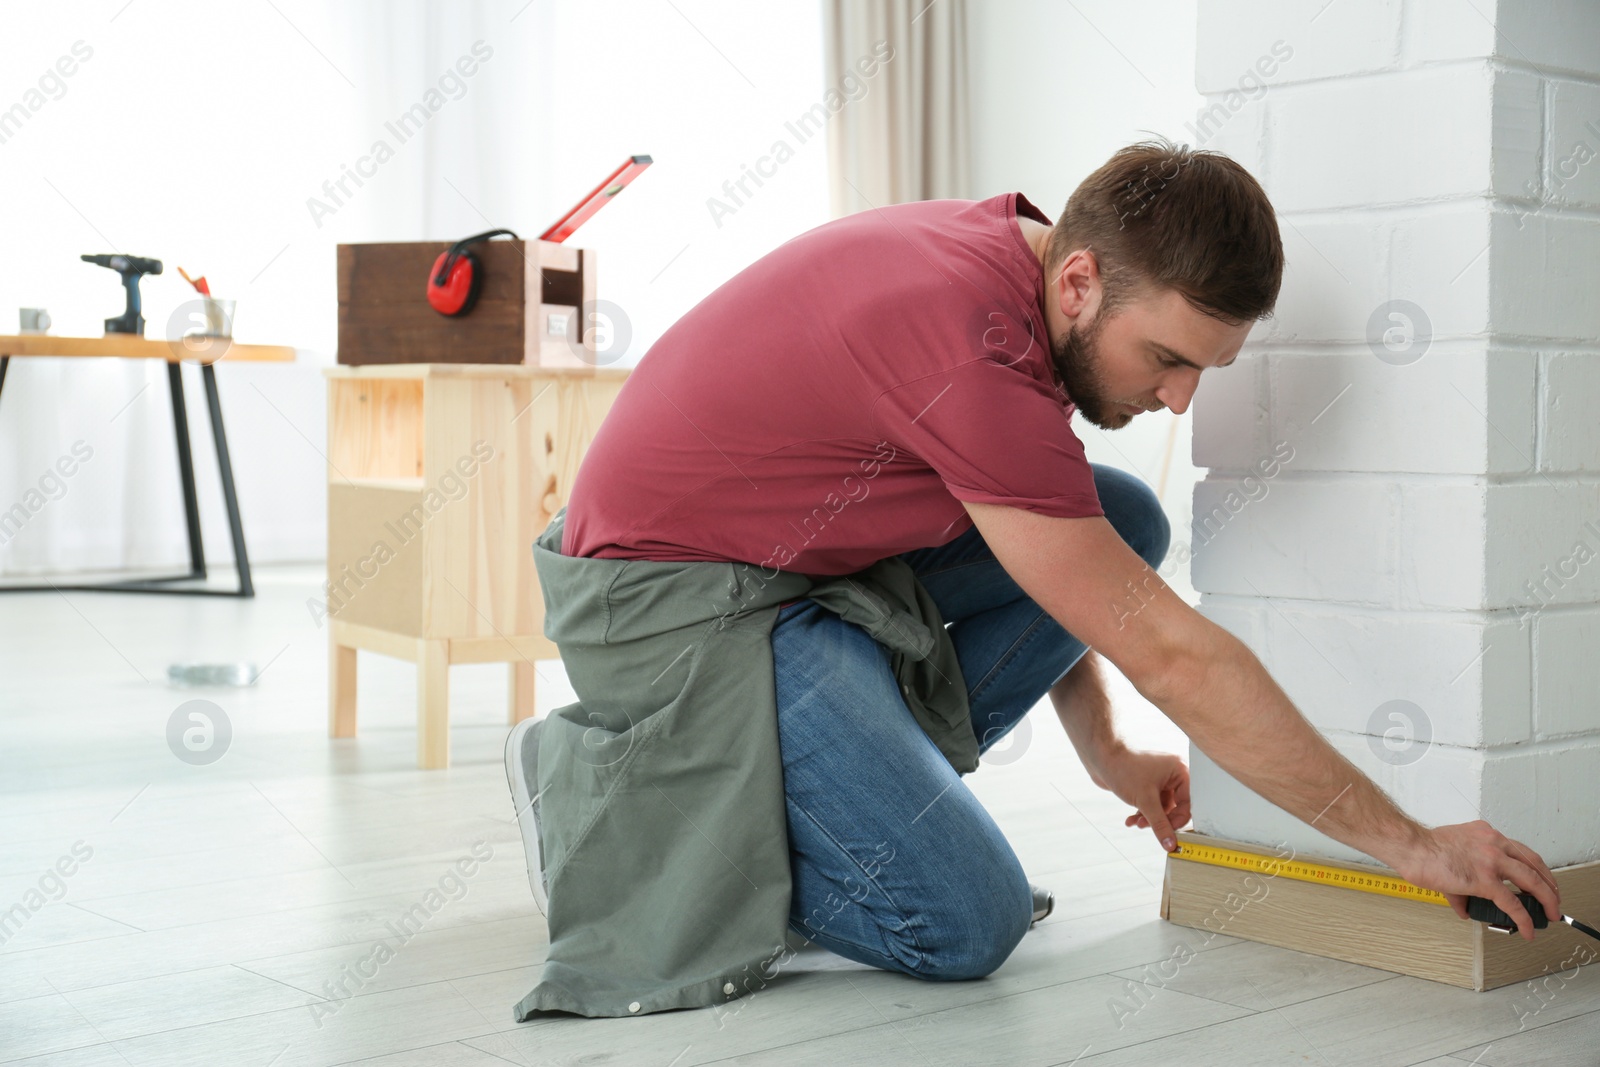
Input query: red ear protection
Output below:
<box><xmin>426</xmin><ymin>228</ymin><xmax>519</xmax><ymax>317</ymax></box>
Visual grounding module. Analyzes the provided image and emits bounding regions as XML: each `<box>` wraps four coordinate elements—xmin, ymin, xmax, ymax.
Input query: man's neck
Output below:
<box><xmin>1014</xmin><ymin>214</ymin><xmax>1068</xmax><ymax>393</ymax></box>
<box><xmin>1017</xmin><ymin>215</ymin><xmax>1051</xmax><ymax>269</ymax></box>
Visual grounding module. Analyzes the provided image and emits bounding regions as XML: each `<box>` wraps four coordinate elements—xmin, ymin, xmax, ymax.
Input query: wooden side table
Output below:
<box><xmin>0</xmin><ymin>333</ymin><xmax>296</xmax><ymax>596</ymax></box>
<box><xmin>323</xmin><ymin>362</ymin><xmax>627</xmax><ymax>768</ymax></box>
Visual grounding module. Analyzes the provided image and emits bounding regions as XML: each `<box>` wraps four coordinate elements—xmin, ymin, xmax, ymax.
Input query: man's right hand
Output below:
<box><xmin>1391</xmin><ymin>821</ymin><xmax>1563</xmax><ymax>941</ymax></box>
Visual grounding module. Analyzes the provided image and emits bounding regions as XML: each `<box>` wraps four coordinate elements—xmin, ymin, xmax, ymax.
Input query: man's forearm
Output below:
<box><xmin>1050</xmin><ymin>650</ymin><xmax>1125</xmax><ymax>783</ymax></box>
<box><xmin>1155</xmin><ymin>622</ymin><xmax>1429</xmax><ymax>870</ymax></box>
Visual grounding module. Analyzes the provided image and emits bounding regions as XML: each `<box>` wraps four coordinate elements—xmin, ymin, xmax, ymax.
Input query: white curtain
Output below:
<box><xmin>823</xmin><ymin>0</ymin><xmax>971</xmax><ymax>215</ymax></box>
<box><xmin>0</xmin><ymin>0</ymin><xmax>829</xmax><ymax>578</ymax></box>
<box><xmin>0</xmin><ymin>1</ymin><xmax>354</xmax><ymax>579</ymax></box>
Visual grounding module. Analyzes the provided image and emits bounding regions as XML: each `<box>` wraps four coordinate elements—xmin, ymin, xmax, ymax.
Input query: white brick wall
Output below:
<box><xmin>1190</xmin><ymin>734</ymin><xmax>1490</xmax><ymax>865</ymax></box>
<box><xmin>1546</xmin><ymin>79</ymin><xmax>1600</xmax><ymax>208</ymax></box>
<box><xmin>1542</xmin><ymin>352</ymin><xmax>1600</xmax><ymax>470</ymax></box>
<box><xmin>1191</xmin><ymin>0</ymin><xmax>1600</xmax><ymax>866</ymax></box>
<box><xmin>1190</xmin><ymin>354</ymin><xmax>1266</xmax><ymax>469</ymax></box>
<box><xmin>1535</xmin><ymin>609</ymin><xmax>1600</xmax><ymax>738</ymax></box>
<box><xmin>1212</xmin><ymin>598</ymin><xmax>1534</xmax><ymax>746</ymax></box>
<box><xmin>1485</xmin><ymin>484</ymin><xmax>1600</xmax><ymax>606</ymax></box>
<box><xmin>1191</xmin><ymin>478</ymin><xmax>1600</xmax><ymax>610</ymax></box>
<box><xmin>1267</xmin><ymin>346</ymin><xmax>1535</xmax><ymax>475</ymax></box>
<box><xmin>1250</xmin><ymin>206</ymin><xmax>1527</xmax><ymax>348</ymax></box>
<box><xmin>1483</xmin><ymin>742</ymin><xmax>1600</xmax><ymax>864</ymax></box>
<box><xmin>1195</xmin><ymin>0</ymin><xmax>1402</xmax><ymax>92</ymax></box>
<box><xmin>1404</xmin><ymin>0</ymin><xmax>1499</xmax><ymax>65</ymax></box>
<box><xmin>1257</xmin><ymin>215</ymin><xmax>1390</xmax><ymax>344</ymax></box>
<box><xmin>1388</xmin><ymin>206</ymin><xmax>1493</xmax><ymax>337</ymax></box>
<box><xmin>1191</xmin><ymin>477</ymin><xmax>1400</xmax><ymax>604</ymax></box>
<box><xmin>1195</xmin><ymin>733</ymin><xmax>1600</xmax><ymax>868</ymax></box>
<box><xmin>1496</xmin><ymin>1</ymin><xmax>1600</xmax><ymax>78</ymax></box>
<box><xmin>1492</xmin><ymin>213</ymin><xmax>1600</xmax><ymax>340</ymax></box>
<box><xmin>1267</xmin><ymin>66</ymin><xmax>1536</xmax><ymax>213</ymax></box>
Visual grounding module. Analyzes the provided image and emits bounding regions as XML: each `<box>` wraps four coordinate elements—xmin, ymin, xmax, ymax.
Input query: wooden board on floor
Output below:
<box><xmin>1482</xmin><ymin>855</ymin><xmax>1600</xmax><ymax>987</ymax></box>
<box><xmin>1161</xmin><ymin>830</ymin><xmax>1600</xmax><ymax>991</ymax></box>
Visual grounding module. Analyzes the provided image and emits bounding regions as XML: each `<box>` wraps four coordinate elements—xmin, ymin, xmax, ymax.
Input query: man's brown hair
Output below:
<box><xmin>1046</xmin><ymin>138</ymin><xmax>1284</xmax><ymax>324</ymax></box>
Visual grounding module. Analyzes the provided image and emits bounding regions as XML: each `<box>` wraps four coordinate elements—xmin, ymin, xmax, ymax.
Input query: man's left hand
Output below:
<box><xmin>1089</xmin><ymin>748</ymin><xmax>1192</xmax><ymax>853</ymax></box>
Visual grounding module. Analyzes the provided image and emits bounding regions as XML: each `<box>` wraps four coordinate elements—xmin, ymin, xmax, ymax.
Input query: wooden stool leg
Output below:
<box><xmin>418</xmin><ymin>639</ymin><xmax>450</xmax><ymax>769</ymax></box>
<box><xmin>509</xmin><ymin>661</ymin><xmax>538</xmax><ymax>724</ymax></box>
<box><xmin>330</xmin><ymin>640</ymin><xmax>357</xmax><ymax>738</ymax></box>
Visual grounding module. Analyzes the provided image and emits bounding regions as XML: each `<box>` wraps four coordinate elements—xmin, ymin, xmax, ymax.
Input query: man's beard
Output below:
<box><xmin>1050</xmin><ymin>312</ymin><xmax>1133</xmax><ymax>430</ymax></box>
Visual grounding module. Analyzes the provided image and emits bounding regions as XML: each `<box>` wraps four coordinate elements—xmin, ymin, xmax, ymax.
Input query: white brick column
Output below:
<box><xmin>1188</xmin><ymin>0</ymin><xmax>1600</xmax><ymax>868</ymax></box>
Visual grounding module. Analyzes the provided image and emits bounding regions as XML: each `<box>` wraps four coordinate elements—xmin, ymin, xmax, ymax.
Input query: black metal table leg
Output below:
<box><xmin>201</xmin><ymin>361</ymin><xmax>253</xmax><ymax>598</ymax></box>
<box><xmin>168</xmin><ymin>361</ymin><xmax>207</xmax><ymax>580</ymax></box>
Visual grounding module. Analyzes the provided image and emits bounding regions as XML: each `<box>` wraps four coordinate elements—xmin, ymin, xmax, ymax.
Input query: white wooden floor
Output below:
<box><xmin>3</xmin><ymin>564</ymin><xmax>1599</xmax><ymax>1066</ymax></box>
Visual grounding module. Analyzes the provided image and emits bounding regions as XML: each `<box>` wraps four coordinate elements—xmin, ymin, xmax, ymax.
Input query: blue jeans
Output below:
<box><xmin>771</xmin><ymin>464</ymin><xmax>1171</xmax><ymax>979</ymax></box>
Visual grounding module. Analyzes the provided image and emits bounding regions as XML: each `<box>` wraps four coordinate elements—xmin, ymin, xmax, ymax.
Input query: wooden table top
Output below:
<box><xmin>0</xmin><ymin>334</ymin><xmax>296</xmax><ymax>364</ymax></box>
<box><xmin>323</xmin><ymin>362</ymin><xmax>629</xmax><ymax>380</ymax></box>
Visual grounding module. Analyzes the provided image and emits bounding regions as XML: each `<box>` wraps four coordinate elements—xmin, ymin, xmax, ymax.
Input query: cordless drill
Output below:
<box><xmin>80</xmin><ymin>253</ymin><xmax>163</xmax><ymax>335</ymax></box>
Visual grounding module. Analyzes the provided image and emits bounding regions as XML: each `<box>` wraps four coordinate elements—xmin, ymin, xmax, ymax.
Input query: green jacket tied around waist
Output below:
<box><xmin>515</xmin><ymin>507</ymin><xmax>975</xmax><ymax>1020</ymax></box>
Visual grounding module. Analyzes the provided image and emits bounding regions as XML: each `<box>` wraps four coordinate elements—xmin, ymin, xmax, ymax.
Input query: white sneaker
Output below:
<box><xmin>504</xmin><ymin>716</ymin><xmax>548</xmax><ymax>911</ymax></box>
<box><xmin>1030</xmin><ymin>884</ymin><xmax>1054</xmax><ymax>925</ymax></box>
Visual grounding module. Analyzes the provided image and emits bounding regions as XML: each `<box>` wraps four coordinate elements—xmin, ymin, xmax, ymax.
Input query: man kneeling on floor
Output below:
<box><xmin>503</xmin><ymin>138</ymin><xmax>1563</xmax><ymax>1020</ymax></box>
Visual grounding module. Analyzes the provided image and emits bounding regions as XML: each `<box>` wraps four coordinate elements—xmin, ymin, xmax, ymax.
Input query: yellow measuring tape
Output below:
<box><xmin>1171</xmin><ymin>839</ymin><xmax>1451</xmax><ymax>906</ymax></box>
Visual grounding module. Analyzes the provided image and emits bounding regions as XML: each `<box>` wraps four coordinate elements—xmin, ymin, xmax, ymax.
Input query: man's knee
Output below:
<box><xmin>1094</xmin><ymin>467</ymin><xmax>1171</xmax><ymax>571</ymax></box>
<box><xmin>899</xmin><ymin>864</ymin><xmax>1032</xmax><ymax>981</ymax></box>
<box><xmin>1133</xmin><ymin>493</ymin><xmax>1173</xmax><ymax>571</ymax></box>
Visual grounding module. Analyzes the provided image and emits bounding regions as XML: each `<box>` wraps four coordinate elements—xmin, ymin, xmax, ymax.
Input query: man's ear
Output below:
<box><xmin>1055</xmin><ymin>248</ymin><xmax>1101</xmax><ymax>322</ymax></box>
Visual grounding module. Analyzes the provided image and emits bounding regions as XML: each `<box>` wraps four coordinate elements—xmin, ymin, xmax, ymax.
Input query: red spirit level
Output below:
<box><xmin>540</xmin><ymin>155</ymin><xmax>654</xmax><ymax>244</ymax></box>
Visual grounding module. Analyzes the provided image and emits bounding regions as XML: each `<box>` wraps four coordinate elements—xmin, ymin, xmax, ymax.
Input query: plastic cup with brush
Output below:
<box><xmin>168</xmin><ymin>267</ymin><xmax>236</xmax><ymax>360</ymax></box>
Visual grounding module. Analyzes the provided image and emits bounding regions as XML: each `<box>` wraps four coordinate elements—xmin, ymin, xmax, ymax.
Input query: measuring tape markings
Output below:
<box><xmin>1171</xmin><ymin>840</ymin><xmax>1451</xmax><ymax>907</ymax></box>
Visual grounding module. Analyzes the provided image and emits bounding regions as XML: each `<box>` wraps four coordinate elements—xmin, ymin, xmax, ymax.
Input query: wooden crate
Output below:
<box><xmin>323</xmin><ymin>362</ymin><xmax>628</xmax><ymax>768</ymax></box>
<box><xmin>336</xmin><ymin>239</ymin><xmax>597</xmax><ymax>368</ymax></box>
<box><xmin>1162</xmin><ymin>830</ymin><xmax>1600</xmax><ymax>991</ymax></box>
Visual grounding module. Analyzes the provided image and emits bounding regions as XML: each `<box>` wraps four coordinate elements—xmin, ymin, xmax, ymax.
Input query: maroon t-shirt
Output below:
<box><xmin>561</xmin><ymin>192</ymin><xmax>1103</xmax><ymax>577</ymax></box>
